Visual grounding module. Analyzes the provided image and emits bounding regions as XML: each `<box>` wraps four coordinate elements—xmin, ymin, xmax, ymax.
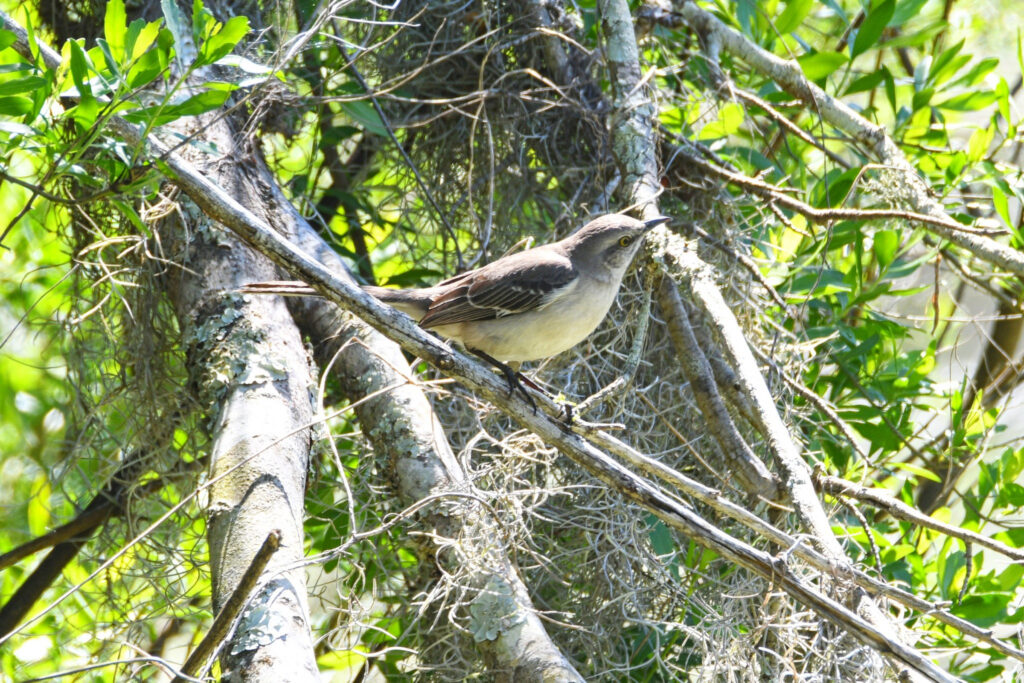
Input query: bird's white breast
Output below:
<box><xmin>436</xmin><ymin>274</ymin><xmax>621</xmax><ymax>362</ymax></box>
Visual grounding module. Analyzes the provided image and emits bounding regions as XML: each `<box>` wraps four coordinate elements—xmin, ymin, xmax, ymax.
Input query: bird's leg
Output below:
<box><xmin>513</xmin><ymin>372</ymin><xmax>546</xmax><ymax>395</ymax></box>
<box><xmin>469</xmin><ymin>348</ymin><xmax>537</xmax><ymax>412</ymax></box>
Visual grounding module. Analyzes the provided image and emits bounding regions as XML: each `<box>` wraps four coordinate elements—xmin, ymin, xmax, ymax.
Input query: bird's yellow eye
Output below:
<box><xmin>618</xmin><ymin>235</ymin><xmax>633</xmax><ymax>247</ymax></box>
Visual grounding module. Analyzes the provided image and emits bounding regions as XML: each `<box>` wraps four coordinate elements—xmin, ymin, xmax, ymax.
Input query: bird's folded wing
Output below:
<box><xmin>419</xmin><ymin>250</ymin><xmax>577</xmax><ymax>327</ymax></box>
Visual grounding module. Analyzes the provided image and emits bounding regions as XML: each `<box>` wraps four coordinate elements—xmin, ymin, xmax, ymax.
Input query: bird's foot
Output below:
<box><xmin>500</xmin><ymin>364</ymin><xmax>537</xmax><ymax>413</ymax></box>
<box><xmin>470</xmin><ymin>348</ymin><xmax>537</xmax><ymax>413</ymax></box>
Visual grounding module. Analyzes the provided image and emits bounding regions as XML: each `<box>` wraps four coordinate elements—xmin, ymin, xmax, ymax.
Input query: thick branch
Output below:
<box><xmin>255</xmin><ymin>172</ymin><xmax>584</xmax><ymax>682</ymax></box>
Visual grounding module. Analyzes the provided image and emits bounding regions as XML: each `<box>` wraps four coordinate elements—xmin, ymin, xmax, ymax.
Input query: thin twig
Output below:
<box><xmin>670</xmin><ymin>144</ymin><xmax>1005</xmax><ymax>237</ymax></box>
<box><xmin>172</xmin><ymin>530</ymin><xmax>282</xmax><ymax>683</ymax></box>
<box><xmin>815</xmin><ymin>472</ymin><xmax>1024</xmax><ymax>563</ymax></box>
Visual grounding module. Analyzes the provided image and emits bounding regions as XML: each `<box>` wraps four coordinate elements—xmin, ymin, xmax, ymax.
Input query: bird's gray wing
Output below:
<box><xmin>418</xmin><ymin>249</ymin><xmax>577</xmax><ymax>328</ymax></box>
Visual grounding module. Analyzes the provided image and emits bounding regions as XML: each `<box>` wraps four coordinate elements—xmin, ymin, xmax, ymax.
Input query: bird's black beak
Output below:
<box><xmin>643</xmin><ymin>216</ymin><xmax>671</xmax><ymax>232</ymax></box>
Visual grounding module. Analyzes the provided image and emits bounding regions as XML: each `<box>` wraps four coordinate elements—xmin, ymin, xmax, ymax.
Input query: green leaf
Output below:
<box><xmin>736</xmin><ymin>0</ymin><xmax>757</xmax><ymax>36</ymax></box>
<box><xmin>104</xmin><ymin>0</ymin><xmax>127</xmax><ymax>62</ymax></box>
<box><xmin>775</xmin><ymin>0</ymin><xmax>814</xmax><ymax>34</ymax></box>
<box><xmin>1000</xmin><ymin>447</ymin><xmax>1024</xmax><ymax>483</ymax></box>
<box><xmin>873</xmin><ymin>230</ymin><xmax>899</xmax><ymax>267</ymax></box>
<box><xmin>889</xmin><ymin>461</ymin><xmax>942</xmax><ymax>482</ymax></box>
<box><xmin>0</xmin><ymin>96</ymin><xmax>34</xmax><ymax>116</ymax></box>
<box><xmin>0</xmin><ymin>29</ymin><xmax>17</xmax><ymax>52</ymax></box>
<box><xmin>72</xmin><ymin>94</ymin><xmax>100</xmax><ymax>128</ymax></box>
<box><xmin>952</xmin><ymin>593</ymin><xmax>1013</xmax><ymax>628</ymax></box>
<box><xmin>697</xmin><ymin>101</ymin><xmax>744</xmax><ymax>139</ymax></box>
<box><xmin>172</xmin><ymin>88</ymin><xmax>230</xmax><ymax>115</ymax></box>
<box><xmin>797</xmin><ymin>51</ymin><xmax>847</xmax><ymax>81</ymax></box>
<box><xmin>341</xmin><ymin>100</ymin><xmax>388</xmax><ymax>136</ymax></box>
<box><xmin>911</xmin><ymin>87</ymin><xmax>933</xmax><ymax>112</ymax></box>
<box><xmin>948</xmin><ymin>57</ymin><xmax>999</xmax><ymax>89</ymax></box>
<box><xmin>810</xmin><ymin>167</ymin><xmax>859</xmax><ymax>208</ymax></box>
<box><xmin>648</xmin><ymin>516</ymin><xmax>675</xmax><ymax>556</ymax></box>
<box><xmin>197</xmin><ymin>15</ymin><xmax>249</xmax><ymax>66</ymax></box>
<box><xmin>890</xmin><ymin>0</ymin><xmax>928</xmax><ymax>25</ymax></box>
<box><xmin>927</xmin><ymin>39</ymin><xmax>964</xmax><ymax>85</ymax></box>
<box><xmin>122</xmin><ymin>89</ymin><xmax>230</xmax><ymax>125</ymax></box>
<box><xmin>192</xmin><ymin>0</ymin><xmax>212</xmax><ymax>46</ymax></box>
<box><xmin>851</xmin><ymin>0</ymin><xmax>895</xmax><ymax>58</ymax></box>
<box><xmin>966</xmin><ymin>126</ymin><xmax>994</xmax><ymax>162</ymax></box>
<box><xmin>0</xmin><ymin>75</ymin><xmax>48</xmax><ymax>97</ymax></box>
<box><xmin>938</xmin><ymin>91</ymin><xmax>997</xmax><ymax>111</ymax></box>
<box><xmin>27</xmin><ymin>477</ymin><xmax>52</xmax><ymax>536</ymax></box>
<box><xmin>126</xmin><ymin>49</ymin><xmax>164</xmax><ymax>89</ymax></box>
<box><xmin>68</xmin><ymin>39</ymin><xmax>93</xmax><ymax>99</ymax></box>
<box><xmin>128</xmin><ymin>20</ymin><xmax>162</xmax><ymax>62</ymax></box>
<box><xmin>844</xmin><ymin>69</ymin><xmax>884</xmax><ymax>95</ymax></box>
<box><xmin>993</xmin><ymin>186</ymin><xmax>1010</xmax><ymax>227</ymax></box>
<box><xmin>96</xmin><ymin>38</ymin><xmax>120</xmax><ymax>77</ymax></box>
<box><xmin>161</xmin><ymin>0</ymin><xmax>190</xmax><ymax>61</ymax></box>
<box><xmin>882</xmin><ymin>69</ymin><xmax>896</xmax><ymax>112</ymax></box>
<box><xmin>996</xmin><ymin>77</ymin><xmax>1011</xmax><ymax>126</ymax></box>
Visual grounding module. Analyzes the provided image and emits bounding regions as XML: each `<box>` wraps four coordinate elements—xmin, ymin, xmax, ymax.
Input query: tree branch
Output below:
<box><xmin>172</xmin><ymin>530</ymin><xmax>282</xmax><ymax>683</ymax></box>
<box><xmin>254</xmin><ymin>167</ymin><xmax>585</xmax><ymax>681</ymax></box>
<box><xmin>676</xmin><ymin>1</ymin><xmax>1024</xmax><ymax>276</ymax></box>
<box><xmin>816</xmin><ymin>471</ymin><xmax>1024</xmax><ymax>563</ymax></box>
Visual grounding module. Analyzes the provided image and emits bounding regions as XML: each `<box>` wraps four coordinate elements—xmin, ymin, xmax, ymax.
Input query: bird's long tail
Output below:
<box><xmin>240</xmin><ymin>280</ymin><xmax>319</xmax><ymax>296</ymax></box>
<box><xmin>241</xmin><ymin>281</ymin><xmax>432</xmax><ymax>322</ymax></box>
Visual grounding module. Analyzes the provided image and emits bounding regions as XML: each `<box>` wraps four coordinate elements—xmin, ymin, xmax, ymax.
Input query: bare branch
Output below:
<box><xmin>816</xmin><ymin>472</ymin><xmax>1024</xmax><ymax>563</ymax></box>
<box><xmin>676</xmin><ymin>1</ymin><xmax>1024</xmax><ymax>276</ymax></box>
<box><xmin>657</xmin><ymin>277</ymin><xmax>780</xmax><ymax>500</ymax></box>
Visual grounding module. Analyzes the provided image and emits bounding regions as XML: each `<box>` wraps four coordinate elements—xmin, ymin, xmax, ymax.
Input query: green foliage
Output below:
<box><xmin>2</xmin><ymin>0</ymin><xmax>1024</xmax><ymax>679</ymax></box>
<box><xmin>688</xmin><ymin>1</ymin><xmax>1024</xmax><ymax>677</ymax></box>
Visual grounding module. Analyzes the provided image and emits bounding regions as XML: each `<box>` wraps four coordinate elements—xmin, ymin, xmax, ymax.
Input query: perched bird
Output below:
<box><xmin>246</xmin><ymin>213</ymin><xmax>669</xmax><ymax>404</ymax></box>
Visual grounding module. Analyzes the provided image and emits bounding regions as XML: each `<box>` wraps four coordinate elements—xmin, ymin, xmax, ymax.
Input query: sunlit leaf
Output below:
<box><xmin>775</xmin><ymin>0</ymin><xmax>814</xmax><ymax>34</ymax></box>
<box><xmin>851</xmin><ymin>0</ymin><xmax>895</xmax><ymax>58</ymax></box>
<box><xmin>797</xmin><ymin>51</ymin><xmax>847</xmax><ymax>80</ymax></box>
<box><xmin>26</xmin><ymin>477</ymin><xmax>51</xmax><ymax>536</ymax></box>
<box><xmin>104</xmin><ymin>0</ymin><xmax>127</xmax><ymax>62</ymax></box>
<box><xmin>938</xmin><ymin>91</ymin><xmax>997</xmax><ymax>111</ymax></box>
<box><xmin>873</xmin><ymin>230</ymin><xmax>899</xmax><ymax>268</ymax></box>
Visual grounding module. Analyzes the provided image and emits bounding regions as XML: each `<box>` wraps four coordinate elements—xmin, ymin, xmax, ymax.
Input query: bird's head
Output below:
<box><xmin>566</xmin><ymin>214</ymin><xmax>670</xmax><ymax>274</ymax></box>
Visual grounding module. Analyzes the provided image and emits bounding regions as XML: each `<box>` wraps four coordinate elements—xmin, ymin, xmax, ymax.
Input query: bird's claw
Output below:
<box><xmin>500</xmin><ymin>366</ymin><xmax>537</xmax><ymax>413</ymax></box>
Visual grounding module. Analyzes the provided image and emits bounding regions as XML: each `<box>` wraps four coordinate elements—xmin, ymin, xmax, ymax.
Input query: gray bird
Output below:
<box><xmin>246</xmin><ymin>213</ymin><xmax>669</xmax><ymax>403</ymax></box>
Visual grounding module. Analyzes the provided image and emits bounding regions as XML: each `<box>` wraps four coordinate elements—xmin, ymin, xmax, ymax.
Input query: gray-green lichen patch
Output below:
<box><xmin>468</xmin><ymin>575</ymin><xmax>526</xmax><ymax>643</ymax></box>
<box><xmin>186</xmin><ymin>292</ymin><xmax>291</xmax><ymax>412</ymax></box>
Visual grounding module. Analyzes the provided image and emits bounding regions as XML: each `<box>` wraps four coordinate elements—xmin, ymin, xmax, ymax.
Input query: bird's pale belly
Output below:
<box><xmin>435</xmin><ymin>285</ymin><xmax>617</xmax><ymax>362</ymax></box>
